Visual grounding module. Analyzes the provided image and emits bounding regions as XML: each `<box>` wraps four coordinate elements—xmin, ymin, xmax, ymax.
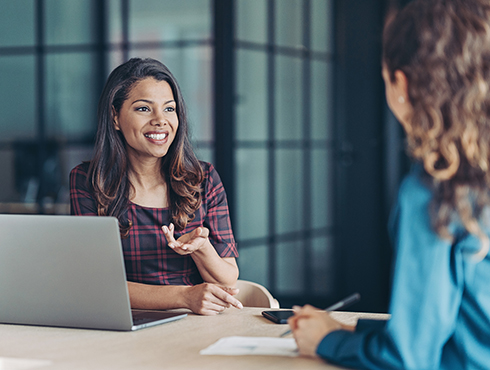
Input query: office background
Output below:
<box><xmin>0</xmin><ymin>0</ymin><xmax>411</xmax><ymax>312</ymax></box>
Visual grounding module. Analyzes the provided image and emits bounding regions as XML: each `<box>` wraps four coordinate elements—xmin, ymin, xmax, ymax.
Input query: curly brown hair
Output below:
<box><xmin>89</xmin><ymin>58</ymin><xmax>204</xmax><ymax>234</ymax></box>
<box><xmin>383</xmin><ymin>0</ymin><xmax>490</xmax><ymax>258</ymax></box>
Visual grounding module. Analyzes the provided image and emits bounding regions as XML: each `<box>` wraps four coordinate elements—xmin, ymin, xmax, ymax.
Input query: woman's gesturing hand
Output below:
<box><xmin>184</xmin><ymin>283</ymin><xmax>243</xmax><ymax>315</ymax></box>
<box><xmin>162</xmin><ymin>223</ymin><xmax>209</xmax><ymax>255</ymax></box>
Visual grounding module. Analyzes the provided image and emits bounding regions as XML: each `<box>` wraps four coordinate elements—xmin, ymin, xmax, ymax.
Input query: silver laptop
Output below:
<box><xmin>0</xmin><ymin>214</ymin><xmax>187</xmax><ymax>331</ymax></box>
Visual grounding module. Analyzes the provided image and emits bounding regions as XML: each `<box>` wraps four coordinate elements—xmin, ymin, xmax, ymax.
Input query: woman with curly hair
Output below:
<box><xmin>288</xmin><ymin>0</ymin><xmax>490</xmax><ymax>368</ymax></box>
<box><xmin>70</xmin><ymin>58</ymin><xmax>241</xmax><ymax>315</ymax></box>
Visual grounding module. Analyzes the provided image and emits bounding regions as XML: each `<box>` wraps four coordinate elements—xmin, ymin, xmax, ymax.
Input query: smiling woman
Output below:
<box><xmin>113</xmin><ymin>78</ymin><xmax>179</xmax><ymax>163</ymax></box>
<box><xmin>69</xmin><ymin>58</ymin><xmax>241</xmax><ymax>315</ymax></box>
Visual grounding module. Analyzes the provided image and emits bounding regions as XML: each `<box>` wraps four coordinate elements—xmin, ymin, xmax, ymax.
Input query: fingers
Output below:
<box><xmin>185</xmin><ymin>227</ymin><xmax>210</xmax><ymax>249</ymax></box>
<box><xmin>214</xmin><ymin>285</ymin><xmax>243</xmax><ymax>309</ymax></box>
<box><xmin>162</xmin><ymin>225</ymin><xmax>209</xmax><ymax>254</ymax></box>
<box><xmin>288</xmin><ymin>305</ymin><xmax>322</xmax><ymax>331</ymax></box>
<box><xmin>187</xmin><ymin>283</ymin><xmax>243</xmax><ymax>315</ymax></box>
<box><xmin>196</xmin><ymin>226</ymin><xmax>209</xmax><ymax>238</ymax></box>
<box><xmin>220</xmin><ymin>286</ymin><xmax>240</xmax><ymax>296</ymax></box>
<box><xmin>162</xmin><ymin>223</ymin><xmax>177</xmax><ymax>245</ymax></box>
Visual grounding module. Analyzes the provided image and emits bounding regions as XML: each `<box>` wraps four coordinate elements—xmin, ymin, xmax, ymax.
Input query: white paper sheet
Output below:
<box><xmin>200</xmin><ymin>336</ymin><xmax>299</xmax><ymax>357</ymax></box>
<box><xmin>0</xmin><ymin>357</ymin><xmax>51</xmax><ymax>370</ymax></box>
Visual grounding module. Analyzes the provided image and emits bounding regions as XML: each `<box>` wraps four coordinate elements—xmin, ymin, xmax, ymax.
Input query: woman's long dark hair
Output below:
<box><xmin>383</xmin><ymin>0</ymin><xmax>490</xmax><ymax>258</ymax></box>
<box><xmin>89</xmin><ymin>58</ymin><xmax>204</xmax><ymax>234</ymax></box>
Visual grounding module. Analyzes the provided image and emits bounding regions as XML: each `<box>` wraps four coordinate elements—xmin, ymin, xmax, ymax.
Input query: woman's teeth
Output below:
<box><xmin>145</xmin><ymin>133</ymin><xmax>168</xmax><ymax>140</ymax></box>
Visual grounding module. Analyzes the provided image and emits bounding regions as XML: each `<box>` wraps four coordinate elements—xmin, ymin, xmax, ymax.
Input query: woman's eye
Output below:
<box><xmin>165</xmin><ymin>106</ymin><xmax>175</xmax><ymax>112</ymax></box>
<box><xmin>136</xmin><ymin>106</ymin><xmax>149</xmax><ymax>112</ymax></box>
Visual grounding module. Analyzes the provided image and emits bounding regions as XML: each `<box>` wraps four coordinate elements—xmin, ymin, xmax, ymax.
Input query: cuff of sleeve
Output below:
<box><xmin>316</xmin><ymin>329</ymin><xmax>357</xmax><ymax>359</ymax></box>
<box><xmin>316</xmin><ymin>329</ymin><xmax>377</xmax><ymax>369</ymax></box>
<box><xmin>211</xmin><ymin>242</ymin><xmax>239</xmax><ymax>257</ymax></box>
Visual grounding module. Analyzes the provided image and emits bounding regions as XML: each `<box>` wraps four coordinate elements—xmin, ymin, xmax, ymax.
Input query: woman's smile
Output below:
<box><xmin>144</xmin><ymin>130</ymin><xmax>169</xmax><ymax>143</ymax></box>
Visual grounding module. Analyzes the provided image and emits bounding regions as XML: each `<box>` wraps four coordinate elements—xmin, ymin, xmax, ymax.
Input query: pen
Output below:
<box><xmin>279</xmin><ymin>292</ymin><xmax>361</xmax><ymax>337</ymax></box>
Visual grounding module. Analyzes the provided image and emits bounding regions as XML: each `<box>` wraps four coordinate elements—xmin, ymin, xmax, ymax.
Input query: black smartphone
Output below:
<box><xmin>261</xmin><ymin>310</ymin><xmax>294</xmax><ymax>324</ymax></box>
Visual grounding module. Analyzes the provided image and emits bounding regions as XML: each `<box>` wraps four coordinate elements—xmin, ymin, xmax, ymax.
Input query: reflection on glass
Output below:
<box><xmin>311</xmin><ymin>0</ymin><xmax>333</xmax><ymax>53</ymax></box>
<box><xmin>236</xmin><ymin>50</ymin><xmax>268</xmax><ymax>141</ymax></box>
<box><xmin>129</xmin><ymin>46</ymin><xmax>213</xmax><ymax>142</ymax></box>
<box><xmin>193</xmin><ymin>146</ymin><xmax>214</xmax><ymax>165</ymax></box>
<box><xmin>0</xmin><ymin>56</ymin><xmax>36</xmax><ymax>142</ymax></box>
<box><xmin>311</xmin><ymin>60</ymin><xmax>332</xmax><ymax>140</ymax></box>
<box><xmin>236</xmin><ymin>149</ymin><xmax>268</xmax><ymax>240</ymax></box>
<box><xmin>275</xmin><ymin>0</ymin><xmax>303</xmax><ymax>48</ymax></box>
<box><xmin>45</xmin><ymin>53</ymin><xmax>98</xmax><ymax>140</ymax></box>
<box><xmin>275</xmin><ymin>55</ymin><xmax>303</xmax><ymax>141</ymax></box>
<box><xmin>312</xmin><ymin>236</ymin><xmax>334</xmax><ymax>295</ymax></box>
<box><xmin>237</xmin><ymin>245</ymin><xmax>269</xmax><ymax>287</ymax></box>
<box><xmin>129</xmin><ymin>0</ymin><xmax>211</xmax><ymax>43</ymax></box>
<box><xmin>108</xmin><ymin>50</ymin><xmax>126</xmax><ymax>75</ymax></box>
<box><xmin>236</xmin><ymin>0</ymin><xmax>267</xmax><ymax>44</ymax></box>
<box><xmin>45</xmin><ymin>0</ymin><xmax>97</xmax><ymax>45</ymax></box>
<box><xmin>277</xmin><ymin>240</ymin><xmax>304</xmax><ymax>294</ymax></box>
<box><xmin>276</xmin><ymin>149</ymin><xmax>303</xmax><ymax>234</ymax></box>
<box><xmin>0</xmin><ymin>0</ymin><xmax>34</xmax><ymax>47</ymax></box>
<box><xmin>108</xmin><ymin>0</ymin><xmax>123</xmax><ymax>44</ymax></box>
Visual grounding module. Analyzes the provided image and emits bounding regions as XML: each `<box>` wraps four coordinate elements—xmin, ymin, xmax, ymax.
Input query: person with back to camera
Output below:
<box><xmin>288</xmin><ymin>0</ymin><xmax>490</xmax><ymax>368</ymax></box>
<box><xmin>70</xmin><ymin>57</ymin><xmax>242</xmax><ymax>315</ymax></box>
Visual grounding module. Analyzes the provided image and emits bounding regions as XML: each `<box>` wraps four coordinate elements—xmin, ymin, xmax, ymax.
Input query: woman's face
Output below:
<box><xmin>113</xmin><ymin>77</ymin><xmax>179</xmax><ymax>162</ymax></box>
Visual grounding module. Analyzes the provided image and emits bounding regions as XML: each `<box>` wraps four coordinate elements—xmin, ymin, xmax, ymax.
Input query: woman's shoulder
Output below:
<box><xmin>397</xmin><ymin>164</ymin><xmax>433</xmax><ymax>206</ymax></box>
<box><xmin>69</xmin><ymin>162</ymin><xmax>91</xmax><ymax>191</ymax></box>
<box><xmin>199</xmin><ymin>161</ymin><xmax>222</xmax><ymax>183</ymax></box>
<box><xmin>70</xmin><ymin>161</ymin><xmax>91</xmax><ymax>176</ymax></box>
<box><xmin>197</xmin><ymin>161</ymin><xmax>227</xmax><ymax>198</ymax></box>
<box><xmin>198</xmin><ymin>160</ymin><xmax>214</xmax><ymax>174</ymax></box>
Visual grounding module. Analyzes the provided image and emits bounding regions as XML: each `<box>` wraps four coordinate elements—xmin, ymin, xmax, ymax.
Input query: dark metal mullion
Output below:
<box><xmin>332</xmin><ymin>0</ymin><xmax>347</xmax><ymax>303</ymax></box>
<box><xmin>236</xmin><ymin>140</ymin><xmax>334</xmax><ymax>150</ymax></box>
<box><xmin>213</xmin><ymin>0</ymin><xmax>236</xmax><ymax>222</ymax></box>
<box><xmin>35</xmin><ymin>0</ymin><xmax>47</xmax><ymax>212</ymax></box>
<box><xmin>302</xmin><ymin>0</ymin><xmax>313</xmax><ymax>297</ymax></box>
<box><xmin>234</xmin><ymin>40</ymin><xmax>333</xmax><ymax>61</ymax></box>
<box><xmin>123</xmin><ymin>39</ymin><xmax>212</xmax><ymax>50</ymax></box>
<box><xmin>267</xmin><ymin>0</ymin><xmax>277</xmax><ymax>294</ymax></box>
<box><xmin>0</xmin><ymin>46</ymin><xmax>37</xmax><ymax>55</ymax></box>
<box><xmin>0</xmin><ymin>44</ymin><xmax>111</xmax><ymax>56</ymax></box>
<box><xmin>238</xmin><ymin>225</ymin><xmax>335</xmax><ymax>249</ymax></box>
<box><xmin>330</xmin><ymin>0</ymin><xmax>341</xmax><ymax>302</ymax></box>
<box><xmin>96</xmin><ymin>0</ymin><xmax>108</xmax><ymax>104</ymax></box>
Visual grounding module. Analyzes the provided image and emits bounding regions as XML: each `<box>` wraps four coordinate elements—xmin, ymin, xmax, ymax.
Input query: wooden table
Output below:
<box><xmin>0</xmin><ymin>308</ymin><xmax>389</xmax><ymax>370</ymax></box>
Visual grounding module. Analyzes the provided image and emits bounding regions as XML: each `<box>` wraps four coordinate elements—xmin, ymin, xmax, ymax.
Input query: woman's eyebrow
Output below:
<box><xmin>131</xmin><ymin>99</ymin><xmax>175</xmax><ymax>105</ymax></box>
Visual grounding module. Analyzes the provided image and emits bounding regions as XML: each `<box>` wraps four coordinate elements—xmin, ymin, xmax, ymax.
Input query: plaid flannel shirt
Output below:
<box><xmin>70</xmin><ymin>161</ymin><xmax>238</xmax><ymax>286</ymax></box>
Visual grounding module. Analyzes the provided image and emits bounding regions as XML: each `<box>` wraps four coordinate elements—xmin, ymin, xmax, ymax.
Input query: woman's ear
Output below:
<box><xmin>393</xmin><ymin>70</ymin><xmax>409</xmax><ymax>103</ymax></box>
<box><xmin>112</xmin><ymin>106</ymin><xmax>120</xmax><ymax>131</ymax></box>
<box><xmin>391</xmin><ymin>70</ymin><xmax>413</xmax><ymax>132</ymax></box>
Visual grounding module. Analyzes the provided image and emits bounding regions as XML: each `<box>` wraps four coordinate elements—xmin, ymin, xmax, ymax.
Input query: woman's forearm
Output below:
<box><xmin>127</xmin><ymin>280</ymin><xmax>242</xmax><ymax>315</ymax></box>
<box><xmin>127</xmin><ymin>282</ymin><xmax>190</xmax><ymax>310</ymax></box>
<box><xmin>190</xmin><ymin>241</ymin><xmax>239</xmax><ymax>287</ymax></box>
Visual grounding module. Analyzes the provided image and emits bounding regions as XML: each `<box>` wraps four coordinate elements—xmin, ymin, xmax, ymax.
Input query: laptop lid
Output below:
<box><xmin>0</xmin><ymin>214</ymin><xmax>186</xmax><ymax>331</ymax></box>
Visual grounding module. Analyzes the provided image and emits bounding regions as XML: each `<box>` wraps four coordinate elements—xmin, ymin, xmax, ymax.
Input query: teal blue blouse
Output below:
<box><xmin>318</xmin><ymin>167</ymin><xmax>490</xmax><ymax>369</ymax></box>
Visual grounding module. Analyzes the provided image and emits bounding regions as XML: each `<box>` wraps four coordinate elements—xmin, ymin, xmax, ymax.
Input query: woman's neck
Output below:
<box><xmin>128</xmin><ymin>158</ymin><xmax>163</xmax><ymax>185</ymax></box>
<box><xmin>127</xmin><ymin>156</ymin><xmax>169</xmax><ymax>208</ymax></box>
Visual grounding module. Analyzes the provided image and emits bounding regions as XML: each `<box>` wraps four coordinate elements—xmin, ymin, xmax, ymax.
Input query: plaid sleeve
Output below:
<box><xmin>69</xmin><ymin>162</ymin><xmax>98</xmax><ymax>216</ymax></box>
<box><xmin>201</xmin><ymin>163</ymin><xmax>238</xmax><ymax>258</ymax></box>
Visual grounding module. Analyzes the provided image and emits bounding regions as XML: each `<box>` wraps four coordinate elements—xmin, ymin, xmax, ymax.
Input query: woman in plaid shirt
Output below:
<box><xmin>70</xmin><ymin>58</ymin><xmax>241</xmax><ymax>315</ymax></box>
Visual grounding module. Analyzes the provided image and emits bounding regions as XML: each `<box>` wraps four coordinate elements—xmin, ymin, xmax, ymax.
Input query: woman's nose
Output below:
<box><xmin>151</xmin><ymin>111</ymin><xmax>167</xmax><ymax>126</ymax></box>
